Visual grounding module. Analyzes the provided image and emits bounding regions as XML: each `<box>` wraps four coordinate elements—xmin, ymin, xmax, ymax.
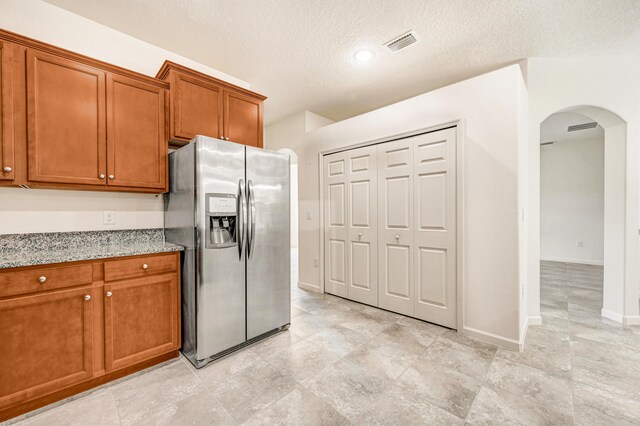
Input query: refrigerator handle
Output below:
<box><xmin>237</xmin><ymin>179</ymin><xmax>246</xmax><ymax>259</ymax></box>
<box><xmin>247</xmin><ymin>180</ymin><xmax>256</xmax><ymax>258</ymax></box>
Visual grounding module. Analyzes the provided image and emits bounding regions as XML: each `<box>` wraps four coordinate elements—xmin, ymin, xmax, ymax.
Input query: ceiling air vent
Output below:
<box><xmin>567</xmin><ymin>122</ymin><xmax>598</xmax><ymax>132</ymax></box>
<box><xmin>384</xmin><ymin>30</ymin><xmax>419</xmax><ymax>52</ymax></box>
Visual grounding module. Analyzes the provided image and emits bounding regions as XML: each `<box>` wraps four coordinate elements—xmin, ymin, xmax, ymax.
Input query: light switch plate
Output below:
<box><xmin>103</xmin><ymin>211</ymin><xmax>115</xmax><ymax>225</ymax></box>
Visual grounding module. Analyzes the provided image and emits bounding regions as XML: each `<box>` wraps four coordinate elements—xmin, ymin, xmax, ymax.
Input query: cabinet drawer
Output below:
<box><xmin>104</xmin><ymin>254</ymin><xmax>178</xmax><ymax>282</ymax></box>
<box><xmin>0</xmin><ymin>264</ymin><xmax>93</xmax><ymax>298</ymax></box>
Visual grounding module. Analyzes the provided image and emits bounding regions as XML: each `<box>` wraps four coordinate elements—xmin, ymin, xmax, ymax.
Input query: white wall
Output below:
<box><xmin>0</xmin><ymin>0</ymin><xmax>249</xmax><ymax>234</ymax></box>
<box><xmin>268</xmin><ymin>65</ymin><xmax>528</xmax><ymax>348</ymax></box>
<box><xmin>524</xmin><ymin>57</ymin><xmax>640</xmax><ymax>325</ymax></box>
<box><xmin>540</xmin><ymin>137</ymin><xmax>604</xmax><ymax>265</ymax></box>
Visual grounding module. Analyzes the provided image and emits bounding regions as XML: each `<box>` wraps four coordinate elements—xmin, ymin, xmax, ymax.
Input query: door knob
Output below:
<box><xmin>99</xmin><ymin>173</ymin><xmax>105</xmax><ymax>179</ymax></box>
<box><xmin>142</xmin><ymin>263</ymin><xmax>148</xmax><ymax>270</ymax></box>
<box><xmin>358</xmin><ymin>232</ymin><xmax>362</xmax><ymax>239</ymax></box>
<box><xmin>84</xmin><ymin>295</ymin><xmax>91</xmax><ymax>301</ymax></box>
<box><xmin>3</xmin><ymin>166</ymin><xmax>12</xmax><ymax>173</ymax></box>
<box><xmin>395</xmin><ymin>234</ymin><xmax>400</xmax><ymax>240</ymax></box>
<box><xmin>106</xmin><ymin>291</ymin><xmax>112</xmax><ymax>297</ymax></box>
<box><xmin>38</xmin><ymin>276</ymin><xmax>46</xmax><ymax>283</ymax></box>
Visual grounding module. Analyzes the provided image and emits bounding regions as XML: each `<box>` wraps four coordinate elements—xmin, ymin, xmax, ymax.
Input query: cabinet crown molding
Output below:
<box><xmin>156</xmin><ymin>60</ymin><xmax>267</xmax><ymax>101</ymax></box>
<box><xmin>0</xmin><ymin>28</ymin><xmax>169</xmax><ymax>90</ymax></box>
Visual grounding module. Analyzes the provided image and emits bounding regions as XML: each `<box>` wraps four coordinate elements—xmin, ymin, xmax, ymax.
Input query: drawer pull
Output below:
<box><xmin>106</xmin><ymin>291</ymin><xmax>112</xmax><ymax>297</ymax></box>
<box><xmin>38</xmin><ymin>276</ymin><xmax>47</xmax><ymax>283</ymax></box>
<box><xmin>108</xmin><ymin>175</ymin><xmax>115</xmax><ymax>180</ymax></box>
<box><xmin>84</xmin><ymin>295</ymin><xmax>91</xmax><ymax>301</ymax></box>
<box><xmin>142</xmin><ymin>264</ymin><xmax>148</xmax><ymax>270</ymax></box>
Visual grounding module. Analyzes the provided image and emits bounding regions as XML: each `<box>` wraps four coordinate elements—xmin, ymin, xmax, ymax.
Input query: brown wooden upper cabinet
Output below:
<box><xmin>0</xmin><ymin>41</ymin><xmax>15</xmax><ymax>182</ymax></box>
<box><xmin>157</xmin><ymin>61</ymin><xmax>266</xmax><ymax>148</ymax></box>
<box><xmin>25</xmin><ymin>48</ymin><xmax>168</xmax><ymax>192</ymax></box>
<box><xmin>27</xmin><ymin>49</ymin><xmax>107</xmax><ymax>186</ymax></box>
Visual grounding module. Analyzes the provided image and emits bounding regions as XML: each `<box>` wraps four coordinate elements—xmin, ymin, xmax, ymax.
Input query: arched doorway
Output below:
<box><xmin>536</xmin><ymin>106</ymin><xmax>629</xmax><ymax>324</ymax></box>
<box><xmin>278</xmin><ymin>148</ymin><xmax>299</xmax><ymax>288</ymax></box>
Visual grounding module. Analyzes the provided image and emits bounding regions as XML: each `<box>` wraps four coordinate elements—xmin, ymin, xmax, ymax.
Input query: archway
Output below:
<box><xmin>535</xmin><ymin>105</ymin><xmax>629</xmax><ymax>324</ymax></box>
<box><xmin>278</xmin><ymin>148</ymin><xmax>299</xmax><ymax>288</ymax></box>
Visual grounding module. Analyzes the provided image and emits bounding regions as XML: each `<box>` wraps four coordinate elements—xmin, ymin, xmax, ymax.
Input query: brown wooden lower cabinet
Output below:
<box><xmin>0</xmin><ymin>252</ymin><xmax>181</xmax><ymax>422</ymax></box>
<box><xmin>104</xmin><ymin>274</ymin><xmax>179</xmax><ymax>372</ymax></box>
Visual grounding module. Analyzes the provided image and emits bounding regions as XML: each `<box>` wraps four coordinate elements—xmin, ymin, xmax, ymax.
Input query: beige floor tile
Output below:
<box><xmin>212</xmin><ymin>360</ymin><xmax>298</xmax><ymax>423</ymax></box>
<box><xmin>466</xmin><ymin>386</ymin><xmax>573</xmax><ymax>425</ymax></box>
<box><xmin>12</xmin><ymin>389</ymin><xmax>120</xmax><ymax>426</ymax></box>
<box><xmin>266</xmin><ymin>339</ymin><xmax>341</xmax><ymax>383</ymax></box>
<box><xmin>243</xmin><ymin>386</ymin><xmax>349</xmax><ymax>426</ymax></box>
<box><xmin>303</xmin><ymin>358</ymin><xmax>391</xmax><ymax>421</ymax></box>
<box><xmin>110</xmin><ymin>360</ymin><xmax>201</xmax><ymax>426</ymax></box>
<box><xmin>573</xmin><ymin>382</ymin><xmax>640</xmax><ymax>426</ymax></box>
<box><xmin>396</xmin><ymin>359</ymin><xmax>481</xmax><ymax>418</ymax></box>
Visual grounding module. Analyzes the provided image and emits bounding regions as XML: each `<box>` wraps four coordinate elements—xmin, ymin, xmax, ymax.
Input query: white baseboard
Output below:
<box><xmin>601</xmin><ymin>308</ymin><xmax>623</xmax><ymax>323</ymax></box>
<box><xmin>540</xmin><ymin>256</ymin><xmax>603</xmax><ymax>266</ymax></box>
<box><xmin>527</xmin><ymin>315</ymin><xmax>543</xmax><ymax>326</ymax></box>
<box><xmin>298</xmin><ymin>281</ymin><xmax>322</xmax><ymax>293</ymax></box>
<box><xmin>519</xmin><ymin>318</ymin><xmax>530</xmax><ymax>352</ymax></box>
<box><xmin>462</xmin><ymin>326</ymin><xmax>520</xmax><ymax>352</ymax></box>
<box><xmin>623</xmin><ymin>315</ymin><xmax>640</xmax><ymax>326</ymax></box>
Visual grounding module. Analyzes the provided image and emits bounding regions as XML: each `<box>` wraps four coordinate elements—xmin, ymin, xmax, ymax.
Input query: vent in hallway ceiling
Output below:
<box><xmin>567</xmin><ymin>122</ymin><xmax>598</xmax><ymax>132</ymax></box>
<box><xmin>384</xmin><ymin>30</ymin><xmax>419</xmax><ymax>52</ymax></box>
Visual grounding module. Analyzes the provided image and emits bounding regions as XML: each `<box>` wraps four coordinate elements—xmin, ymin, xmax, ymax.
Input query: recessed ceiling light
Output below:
<box><xmin>353</xmin><ymin>49</ymin><xmax>374</xmax><ymax>62</ymax></box>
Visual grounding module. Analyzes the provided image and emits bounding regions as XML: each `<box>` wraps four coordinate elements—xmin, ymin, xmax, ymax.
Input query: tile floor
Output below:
<box><xmin>7</xmin><ymin>259</ymin><xmax>640</xmax><ymax>425</ymax></box>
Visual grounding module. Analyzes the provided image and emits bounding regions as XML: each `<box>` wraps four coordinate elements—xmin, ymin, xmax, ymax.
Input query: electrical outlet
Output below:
<box><xmin>576</xmin><ymin>241</ymin><xmax>584</xmax><ymax>248</ymax></box>
<box><xmin>313</xmin><ymin>258</ymin><xmax>319</xmax><ymax>268</ymax></box>
<box><xmin>103</xmin><ymin>211</ymin><xmax>115</xmax><ymax>225</ymax></box>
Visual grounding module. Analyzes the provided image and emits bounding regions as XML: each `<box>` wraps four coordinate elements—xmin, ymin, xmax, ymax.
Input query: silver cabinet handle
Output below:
<box><xmin>246</xmin><ymin>180</ymin><xmax>256</xmax><ymax>258</ymax></box>
<box><xmin>108</xmin><ymin>175</ymin><xmax>115</xmax><ymax>180</ymax></box>
<box><xmin>142</xmin><ymin>263</ymin><xmax>148</xmax><ymax>270</ymax></box>
<box><xmin>3</xmin><ymin>166</ymin><xmax>12</xmax><ymax>173</ymax></box>
<box><xmin>99</xmin><ymin>173</ymin><xmax>105</xmax><ymax>179</ymax></box>
<box><xmin>38</xmin><ymin>276</ymin><xmax>46</xmax><ymax>283</ymax></box>
<box><xmin>106</xmin><ymin>291</ymin><xmax>112</xmax><ymax>297</ymax></box>
<box><xmin>237</xmin><ymin>179</ymin><xmax>246</xmax><ymax>259</ymax></box>
<box><xmin>84</xmin><ymin>295</ymin><xmax>91</xmax><ymax>301</ymax></box>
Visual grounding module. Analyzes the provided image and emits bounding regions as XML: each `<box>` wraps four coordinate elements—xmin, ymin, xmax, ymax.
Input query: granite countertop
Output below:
<box><xmin>0</xmin><ymin>229</ymin><xmax>183</xmax><ymax>269</ymax></box>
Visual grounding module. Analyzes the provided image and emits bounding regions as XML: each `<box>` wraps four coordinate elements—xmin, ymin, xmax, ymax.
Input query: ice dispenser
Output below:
<box><xmin>205</xmin><ymin>193</ymin><xmax>237</xmax><ymax>248</ymax></box>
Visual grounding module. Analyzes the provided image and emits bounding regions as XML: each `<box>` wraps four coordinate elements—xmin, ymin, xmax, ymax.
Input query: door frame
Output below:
<box><xmin>318</xmin><ymin>120</ymin><xmax>465</xmax><ymax>330</ymax></box>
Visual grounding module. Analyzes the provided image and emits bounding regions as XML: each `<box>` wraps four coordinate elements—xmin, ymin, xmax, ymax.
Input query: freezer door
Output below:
<box><xmin>195</xmin><ymin>136</ymin><xmax>247</xmax><ymax>360</ymax></box>
<box><xmin>246</xmin><ymin>146</ymin><xmax>291</xmax><ymax>339</ymax></box>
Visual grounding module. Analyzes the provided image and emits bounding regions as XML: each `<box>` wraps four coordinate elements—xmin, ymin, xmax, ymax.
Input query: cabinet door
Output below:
<box><xmin>173</xmin><ymin>73</ymin><xmax>223</xmax><ymax>141</ymax></box>
<box><xmin>0</xmin><ymin>287</ymin><xmax>94</xmax><ymax>409</ymax></box>
<box><xmin>0</xmin><ymin>41</ymin><xmax>15</xmax><ymax>181</ymax></box>
<box><xmin>347</xmin><ymin>145</ymin><xmax>378</xmax><ymax>306</ymax></box>
<box><xmin>377</xmin><ymin>138</ymin><xmax>414</xmax><ymax>316</ymax></box>
<box><xmin>104</xmin><ymin>274</ymin><xmax>179</xmax><ymax>372</ymax></box>
<box><xmin>223</xmin><ymin>90</ymin><xmax>263</xmax><ymax>148</ymax></box>
<box><xmin>413</xmin><ymin>128</ymin><xmax>457</xmax><ymax>328</ymax></box>
<box><xmin>106</xmin><ymin>74</ymin><xmax>166</xmax><ymax>190</ymax></box>
<box><xmin>26</xmin><ymin>49</ymin><xmax>106</xmax><ymax>185</ymax></box>
<box><xmin>324</xmin><ymin>151</ymin><xmax>348</xmax><ymax>297</ymax></box>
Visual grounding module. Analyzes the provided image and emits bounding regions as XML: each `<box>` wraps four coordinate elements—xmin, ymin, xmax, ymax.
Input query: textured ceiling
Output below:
<box><xmin>541</xmin><ymin>112</ymin><xmax>604</xmax><ymax>144</ymax></box>
<box><xmin>44</xmin><ymin>0</ymin><xmax>640</xmax><ymax>125</ymax></box>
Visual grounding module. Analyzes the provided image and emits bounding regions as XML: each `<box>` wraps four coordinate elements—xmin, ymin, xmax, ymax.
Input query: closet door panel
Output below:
<box><xmin>413</xmin><ymin>128</ymin><xmax>457</xmax><ymax>328</ymax></box>
<box><xmin>377</xmin><ymin>139</ymin><xmax>414</xmax><ymax>316</ymax></box>
<box><xmin>324</xmin><ymin>152</ymin><xmax>348</xmax><ymax>297</ymax></box>
<box><xmin>347</xmin><ymin>146</ymin><xmax>377</xmax><ymax>305</ymax></box>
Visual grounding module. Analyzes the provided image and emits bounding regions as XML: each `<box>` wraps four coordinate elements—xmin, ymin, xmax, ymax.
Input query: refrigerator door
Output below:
<box><xmin>195</xmin><ymin>136</ymin><xmax>247</xmax><ymax>360</ymax></box>
<box><xmin>246</xmin><ymin>146</ymin><xmax>291</xmax><ymax>339</ymax></box>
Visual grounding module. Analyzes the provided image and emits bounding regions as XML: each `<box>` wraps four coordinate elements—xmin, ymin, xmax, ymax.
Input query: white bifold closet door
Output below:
<box><xmin>324</xmin><ymin>146</ymin><xmax>378</xmax><ymax>304</ymax></box>
<box><xmin>325</xmin><ymin>127</ymin><xmax>456</xmax><ymax>329</ymax></box>
<box><xmin>412</xmin><ymin>128</ymin><xmax>456</xmax><ymax>328</ymax></box>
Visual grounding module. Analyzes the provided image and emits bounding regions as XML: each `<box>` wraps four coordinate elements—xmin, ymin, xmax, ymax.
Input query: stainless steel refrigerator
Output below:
<box><xmin>164</xmin><ymin>136</ymin><xmax>290</xmax><ymax>368</ymax></box>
